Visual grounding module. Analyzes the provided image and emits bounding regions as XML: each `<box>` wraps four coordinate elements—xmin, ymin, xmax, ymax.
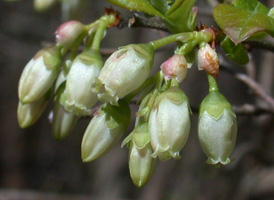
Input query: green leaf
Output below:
<box><xmin>107</xmin><ymin>0</ymin><xmax>165</xmax><ymax>18</ymax></box>
<box><xmin>221</xmin><ymin>36</ymin><xmax>249</xmax><ymax>65</ymax></box>
<box><xmin>165</xmin><ymin>0</ymin><xmax>184</xmax><ymax>16</ymax></box>
<box><xmin>148</xmin><ymin>0</ymin><xmax>169</xmax><ymax>14</ymax></box>
<box><xmin>213</xmin><ymin>4</ymin><xmax>274</xmax><ymax>44</ymax></box>
<box><xmin>163</xmin><ymin>0</ymin><xmax>197</xmax><ymax>33</ymax></box>
<box><xmin>232</xmin><ymin>0</ymin><xmax>269</xmax><ymax>14</ymax></box>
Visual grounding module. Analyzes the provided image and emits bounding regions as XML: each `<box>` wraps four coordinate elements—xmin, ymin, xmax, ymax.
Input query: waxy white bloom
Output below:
<box><xmin>55</xmin><ymin>20</ymin><xmax>85</xmax><ymax>49</ymax></box>
<box><xmin>81</xmin><ymin>102</ymin><xmax>130</xmax><ymax>162</ymax></box>
<box><xmin>65</xmin><ymin>49</ymin><xmax>103</xmax><ymax>115</ymax></box>
<box><xmin>198</xmin><ymin>91</ymin><xmax>237</xmax><ymax>165</ymax></box>
<box><xmin>17</xmin><ymin>91</ymin><xmax>50</xmax><ymax>128</ymax></box>
<box><xmin>197</xmin><ymin>43</ymin><xmax>219</xmax><ymax>77</ymax></box>
<box><xmin>149</xmin><ymin>87</ymin><xmax>191</xmax><ymax>161</ymax></box>
<box><xmin>160</xmin><ymin>54</ymin><xmax>188</xmax><ymax>83</ymax></box>
<box><xmin>97</xmin><ymin>43</ymin><xmax>154</xmax><ymax>105</ymax></box>
<box><xmin>123</xmin><ymin>123</ymin><xmax>157</xmax><ymax>187</ymax></box>
<box><xmin>18</xmin><ymin>46</ymin><xmax>61</xmax><ymax>103</ymax></box>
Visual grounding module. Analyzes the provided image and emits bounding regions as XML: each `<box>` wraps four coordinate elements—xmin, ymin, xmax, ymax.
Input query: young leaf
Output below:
<box><xmin>221</xmin><ymin>36</ymin><xmax>249</xmax><ymax>65</ymax></box>
<box><xmin>163</xmin><ymin>0</ymin><xmax>197</xmax><ymax>33</ymax></box>
<box><xmin>148</xmin><ymin>0</ymin><xmax>169</xmax><ymax>14</ymax></box>
<box><xmin>232</xmin><ymin>0</ymin><xmax>269</xmax><ymax>14</ymax></box>
<box><xmin>213</xmin><ymin>4</ymin><xmax>274</xmax><ymax>44</ymax></box>
<box><xmin>107</xmin><ymin>0</ymin><xmax>165</xmax><ymax>18</ymax></box>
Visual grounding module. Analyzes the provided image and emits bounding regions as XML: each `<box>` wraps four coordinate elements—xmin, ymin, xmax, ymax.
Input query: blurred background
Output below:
<box><xmin>0</xmin><ymin>0</ymin><xmax>274</xmax><ymax>199</ymax></box>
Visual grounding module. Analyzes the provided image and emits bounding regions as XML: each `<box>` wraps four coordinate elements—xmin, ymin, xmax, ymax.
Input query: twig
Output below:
<box><xmin>220</xmin><ymin>65</ymin><xmax>274</xmax><ymax>111</ymax></box>
<box><xmin>118</xmin><ymin>13</ymin><xmax>169</xmax><ymax>32</ymax></box>
<box><xmin>244</xmin><ymin>40</ymin><xmax>274</xmax><ymax>53</ymax></box>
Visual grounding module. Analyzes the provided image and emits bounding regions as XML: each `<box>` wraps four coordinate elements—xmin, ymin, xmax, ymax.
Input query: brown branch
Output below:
<box><xmin>220</xmin><ymin>65</ymin><xmax>274</xmax><ymax>111</ymax></box>
<box><xmin>244</xmin><ymin>40</ymin><xmax>274</xmax><ymax>53</ymax></box>
<box><xmin>118</xmin><ymin>13</ymin><xmax>169</xmax><ymax>32</ymax></box>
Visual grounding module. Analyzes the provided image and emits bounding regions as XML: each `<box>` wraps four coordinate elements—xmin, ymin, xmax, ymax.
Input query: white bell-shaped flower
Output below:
<box><xmin>65</xmin><ymin>49</ymin><xmax>103</xmax><ymax>115</ymax></box>
<box><xmin>149</xmin><ymin>87</ymin><xmax>191</xmax><ymax>161</ymax></box>
<box><xmin>198</xmin><ymin>91</ymin><xmax>237</xmax><ymax>165</ymax></box>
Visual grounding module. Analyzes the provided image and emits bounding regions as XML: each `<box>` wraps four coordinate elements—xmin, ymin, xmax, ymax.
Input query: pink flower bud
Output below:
<box><xmin>197</xmin><ymin>44</ymin><xmax>219</xmax><ymax>77</ymax></box>
<box><xmin>55</xmin><ymin>20</ymin><xmax>85</xmax><ymax>48</ymax></box>
<box><xmin>160</xmin><ymin>54</ymin><xmax>187</xmax><ymax>83</ymax></box>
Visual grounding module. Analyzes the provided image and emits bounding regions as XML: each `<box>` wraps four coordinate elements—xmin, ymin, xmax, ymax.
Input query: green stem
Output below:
<box><xmin>149</xmin><ymin>30</ymin><xmax>213</xmax><ymax>50</ymax></box>
<box><xmin>207</xmin><ymin>74</ymin><xmax>219</xmax><ymax>92</ymax></box>
<box><xmin>91</xmin><ymin>15</ymin><xmax>115</xmax><ymax>51</ymax></box>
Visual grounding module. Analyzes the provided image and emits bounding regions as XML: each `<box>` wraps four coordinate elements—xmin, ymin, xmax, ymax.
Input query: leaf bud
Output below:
<box><xmin>197</xmin><ymin>43</ymin><xmax>219</xmax><ymax>77</ymax></box>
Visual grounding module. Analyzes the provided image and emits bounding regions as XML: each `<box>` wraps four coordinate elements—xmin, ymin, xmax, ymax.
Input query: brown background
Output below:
<box><xmin>0</xmin><ymin>0</ymin><xmax>274</xmax><ymax>199</ymax></box>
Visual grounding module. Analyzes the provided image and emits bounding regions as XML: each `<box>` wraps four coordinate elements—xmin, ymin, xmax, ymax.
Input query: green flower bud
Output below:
<box><xmin>97</xmin><ymin>43</ymin><xmax>154</xmax><ymax>105</ymax></box>
<box><xmin>55</xmin><ymin>20</ymin><xmax>86</xmax><ymax>49</ymax></box>
<box><xmin>65</xmin><ymin>49</ymin><xmax>103</xmax><ymax>115</ymax></box>
<box><xmin>17</xmin><ymin>89</ymin><xmax>51</xmax><ymax>128</ymax></box>
<box><xmin>18</xmin><ymin>46</ymin><xmax>61</xmax><ymax>104</ymax></box>
<box><xmin>34</xmin><ymin>0</ymin><xmax>57</xmax><ymax>12</ymax></box>
<box><xmin>198</xmin><ymin>91</ymin><xmax>237</xmax><ymax>165</ymax></box>
<box><xmin>149</xmin><ymin>87</ymin><xmax>191</xmax><ymax>161</ymax></box>
<box><xmin>123</xmin><ymin>122</ymin><xmax>157</xmax><ymax>188</ymax></box>
<box><xmin>52</xmin><ymin>84</ymin><xmax>78</xmax><ymax>141</ymax></box>
<box><xmin>81</xmin><ymin>101</ymin><xmax>130</xmax><ymax>162</ymax></box>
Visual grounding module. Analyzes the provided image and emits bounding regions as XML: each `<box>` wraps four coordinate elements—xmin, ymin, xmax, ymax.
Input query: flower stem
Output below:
<box><xmin>207</xmin><ymin>74</ymin><xmax>219</xmax><ymax>92</ymax></box>
<box><xmin>91</xmin><ymin>15</ymin><xmax>116</xmax><ymax>51</ymax></box>
<box><xmin>149</xmin><ymin>30</ymin><xmax>213</xmax><ymax>50</ymax></box>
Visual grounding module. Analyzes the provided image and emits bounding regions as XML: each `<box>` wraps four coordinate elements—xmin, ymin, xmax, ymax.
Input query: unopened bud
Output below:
<box><xmin>149</xmin><ymin>87</ymin><xmax>191</xmax><ymax>161</ymax></box>
<box><xmin>124</xmin><ymin>123</ymin><xmax>157</xmax><ymax>187</ymax></box>
<box><xmin>198</xmin><ymin>91</ymin><xmax>237</xmax><ymax>165</ymax></box>
<box><xmin>52</xmin><ymin>84</ymin><xmax>78</xmax><ymax>141</ymax></box>
<box><xmin>197</xmin><ymin>43</ymin><xmax>219</xmax><ymax>77</ymax></box>
<box><xmin>18</xmin><ymin>46</ymin><xmax>61</xmax><ymax>103</ymax></box>
<box><xmin>17</xmin><ymin>90</ymin><xmax>51</xmax><ymax>128</ymax></box>
<box><xmin>55</xmin><ymin>20</ymin><xmax>86</xmax><ymax>49</ymax></box>
<box><xmin>96</xmin><ymin>43</ymin><xmax>154</xmax><ymax>105</ymax></box>
<box><xmin>81</xmin><ymin>101</ymin><xmax>130</xmax><ymax>162</ymax></box>
<box><xmin>160</xmin><ymin>54</ymin><xmax>187</xmax><ymax>83</ymax></box>
<box><xmin>34</xmin><ymin>0</ymin><xmax>57</xmax><ymax>12</ymax></box>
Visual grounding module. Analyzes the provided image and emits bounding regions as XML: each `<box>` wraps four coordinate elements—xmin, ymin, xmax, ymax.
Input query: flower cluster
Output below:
<box><xmin>17</xmin><ymin>15</ymin><xmax>237</xmax><ymax>187</ymax></box>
